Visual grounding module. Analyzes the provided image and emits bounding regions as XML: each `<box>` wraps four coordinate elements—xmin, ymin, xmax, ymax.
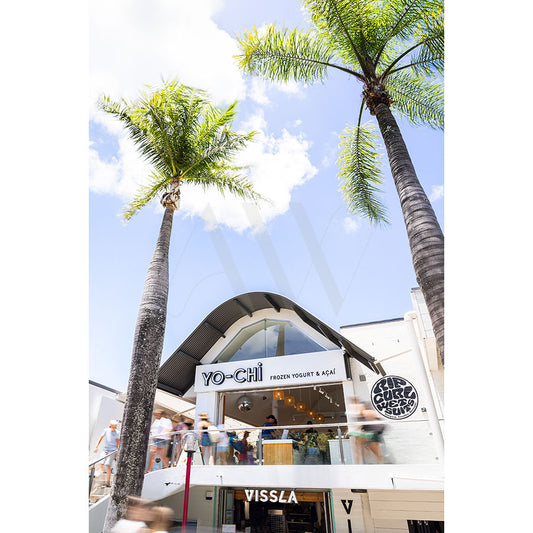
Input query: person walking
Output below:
<box><xmin>197</xmin><ymin>413</ymin><xmax>215</xmax><ymax>465</ymax></box>
<box><xmin>94</xmin><ymin>419</ymin><xmax>120</xmax><ymax>487</ymax></box>
<box><xmin>148</xmin><ymin>506</ymin><xmax>173</xmax><ymax>533</ymax></box>
<box><xmin>168</xmin><ymin>415</ymin><xmax>187</xmax><ymax>467</ymax></box>
<box><xmin>146</xmin><ymin>410</ymin><xmax>173</xmax><ymax>472</ymax></box>
<box><xmin>110</xmin><ymin>495</ymin><xmax>152</xmax><ymax>533</ymax></box>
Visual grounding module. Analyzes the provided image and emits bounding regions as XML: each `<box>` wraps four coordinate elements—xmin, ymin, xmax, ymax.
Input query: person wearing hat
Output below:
<box><xmin>146</xmin><ymin>409</ymin><xmax>173</xmax><ymax>473</ymax></box>
<box><xmin>197</xmin><ymin>413</ymin><xmax>215</xmax><ymax>465</ymax></box>
<box><xmin>94</xmin><ymin>419</ymin><xmax>120</xmax><ymax>487</ymax></box>
<box><xmin>261</xmin><ymin>414</ymin><xmax>278</xmax><ymax>440</ymax></box>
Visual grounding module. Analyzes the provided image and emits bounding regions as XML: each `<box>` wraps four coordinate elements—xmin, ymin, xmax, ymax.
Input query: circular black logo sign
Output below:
<box><xmin>371</xmin><ymin>375</ymin><xmax>418</xmax><ymax>419</ymax></box>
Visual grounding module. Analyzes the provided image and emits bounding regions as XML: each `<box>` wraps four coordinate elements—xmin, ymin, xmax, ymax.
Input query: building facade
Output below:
<box><xmin>90</xmin><ymin>289</ymin><xmax>444</xmax><ymax>533</ymax></box>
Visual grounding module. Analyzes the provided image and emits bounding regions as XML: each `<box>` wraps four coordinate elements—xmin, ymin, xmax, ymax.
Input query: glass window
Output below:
<box><xmin>216</xmin><ymin>319</ymin><xmax>335</xmax><ymax>363</ymax></box>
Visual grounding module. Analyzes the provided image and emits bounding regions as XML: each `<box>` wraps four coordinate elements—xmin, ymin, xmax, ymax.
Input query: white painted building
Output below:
<box><xmin>90</xmin><ymin>289</ymin><xmax>444</xmax><ymax>533</ymax></box>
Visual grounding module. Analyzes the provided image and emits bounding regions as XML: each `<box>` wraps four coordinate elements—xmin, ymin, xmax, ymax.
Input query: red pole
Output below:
<box><xmin>182</xmin><ymin>451</ymin><xmax>193</xmax><ymax>533</ymax></box>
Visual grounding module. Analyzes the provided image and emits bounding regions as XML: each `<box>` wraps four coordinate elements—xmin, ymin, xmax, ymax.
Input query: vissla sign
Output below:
<box><xmin>244</xmin><ymin>489</ymin><xmax>298</xmax><ymax>503</ymax></box>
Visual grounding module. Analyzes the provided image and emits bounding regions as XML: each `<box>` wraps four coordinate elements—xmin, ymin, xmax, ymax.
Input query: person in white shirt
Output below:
<box><xmin>94</xmin><ymin>419</ymin><xmax>120</xmax><ymax>487</ymax></box>
<box><xmin>110</xmin><ymin>496</ymin><xmax>152</xmax><ymax>533</ymax></box>
<box><xmin>146</xmin><ymin>409</ymin><xmax>173</xmax><ymax>472</ymax></box>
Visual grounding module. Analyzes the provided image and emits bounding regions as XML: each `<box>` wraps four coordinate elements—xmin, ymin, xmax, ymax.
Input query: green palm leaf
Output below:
<box><xmin>338</xmin><ymin>123</ymin><xmax>387</xmax><ymax>224</ymax></box>
<box><xmin>236</xmin><ymin>25</ymin><xmax>359</xmax><ymax>83</ymax></box>
<box><xmin>98</xmin><ymin>80</ymin><xmax>259</xmax><ymax>219</ymax></box>
<box><xmin>385</xmin><ymin>71</ymin><xmax>443</xmax><ymax>129</ymax></box>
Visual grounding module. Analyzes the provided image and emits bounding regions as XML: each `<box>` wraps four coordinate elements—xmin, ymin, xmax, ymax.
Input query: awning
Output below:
<box><xmin>157</xmin><ymin>291</ymin><xmax>383</xmax><ymax>396</ymax></box>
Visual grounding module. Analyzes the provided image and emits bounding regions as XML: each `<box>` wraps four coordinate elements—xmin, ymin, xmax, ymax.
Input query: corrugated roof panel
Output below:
<box><xmin>157</xmin><ymin>291</ymin><xmax>379</xmax><ymax>396</ymax></box>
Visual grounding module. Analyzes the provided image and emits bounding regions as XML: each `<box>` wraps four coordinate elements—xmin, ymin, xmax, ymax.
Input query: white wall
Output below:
<box><xmin>89</xmin><ymin>383</ymin><xmax>125</xmax><ymax>460</ymax></box>
<box><xmin>340</xmin><ymin>316</ymin><xmax>444</xmax><ymax>465</ymax></box>
<box><xmin>367</xmin><ymin>490</ymin><xmax>444</xmax><ymax>532</ymax></box>
<box><xmin>157</xmin><ymin>485</ymin><xmax>216</xmax><ymax>532</ymax></box>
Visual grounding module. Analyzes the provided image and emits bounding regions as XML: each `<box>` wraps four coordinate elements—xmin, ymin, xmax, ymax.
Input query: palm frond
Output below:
<box><xmin>183</xmin><ymin>169</ymin><xmax>264</xmax><ymax>202</ymax></box>
<box><xmin>373</xmin><ymin>0</ymin><xmax>443</xmax><ymax>64</ymax></box>
<box><xmin>236</xmin><ymin>25</ymin><xmax>359</xmax><ymax>84</ymax></box>
<box><xmin>338</xmin><ymin>123</ymin><xmax>388</xmax><ymax>224</ymax></box>
<box><xmin>122</xmin><ymin>170</ymin><xmax>170</xmax><ymax>221</ymax></box>
<box><xmin>385</xmin><ymin>71</ymin><xmax>443</xmax><ymax>129</ymax></box>
<box><xmin>98</xmin><ymin>79</ymin><xmax>259</xmax><ymax>220</ymax></box>
<box><xmin>304</xmin><ymin>0</ymin><xmax>382</xmax><ymax>72</ymax></box>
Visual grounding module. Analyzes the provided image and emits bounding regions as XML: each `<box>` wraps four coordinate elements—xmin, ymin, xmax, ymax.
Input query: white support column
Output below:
<box><xmin>404</xmin><ymin>312</ymin><xmax>444</xmax><ymax>462</ymax></box>
<box><xmin>194</xmin><ymin>391</ymin><xmax>219</xmax><ymax>426</ymax></box>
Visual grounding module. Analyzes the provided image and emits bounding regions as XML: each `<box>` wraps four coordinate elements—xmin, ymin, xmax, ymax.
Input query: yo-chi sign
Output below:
<box><xmin>194</xmin><ymin>350</ymin><xmax>346</xmax><ymax>392</ymax></box>
<box><xmin>201</xmin><ymin>363</ymin><xmax>263</xmax><ymax>387</ymax></box>
<box><xmin>245</xmin><ymin>489</ymin><xmax>298</xmax><ymax>503</ymax></box>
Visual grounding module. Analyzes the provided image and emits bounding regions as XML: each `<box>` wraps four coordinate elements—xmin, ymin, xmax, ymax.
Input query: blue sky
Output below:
<box><xmin>88</xmin><ymin>0</ymin><xmax>444</xmax><ymax>392</ymax></box>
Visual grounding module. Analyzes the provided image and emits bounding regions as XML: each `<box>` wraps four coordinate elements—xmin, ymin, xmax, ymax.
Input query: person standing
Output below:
<box><xmin>168</xmin><ymin>415</ymin><xmax>186</xmax><ymax>467</ymax></box>
<box><xmin>146</xmin><ymin>409</ymin><xmax>173</xmax><ymax>472</ymax></box>
<box><xmin>197</xmin><ymin>413</ymin><xmax>215</xmax><ymax>465</ymax></box>
<box><xmin>94</xmin><ymin>419</ymin><xmax>120</xmax><ymax>487</ymax></box>
<box><xmin>261</xmin><ymin>414</ymin><xmax>278</xmax><ymax>440</ymax></box>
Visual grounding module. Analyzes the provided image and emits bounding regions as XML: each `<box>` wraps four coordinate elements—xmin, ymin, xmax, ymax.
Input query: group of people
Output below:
<box><xmin>147</xmin><ymin>410</ymin><xmax>193</xmax><ymax>472</ymax></box>
<box><xmin>94</xmin><ymin>402</ymin><xmax>387</xmax><ymax>481</ymax></box>
<box><xmin>110</xmin><ymin>496</ymin><xmax>173</xmax><ymax>533</ymax></box>
<box><xmin>197</xmin><ymin>413</ymin><xmax>255</xmax><ymax>465</ymax></box>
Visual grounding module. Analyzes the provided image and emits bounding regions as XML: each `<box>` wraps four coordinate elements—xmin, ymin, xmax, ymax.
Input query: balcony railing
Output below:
<box><xmin>147</xmin><ymin>418</ymin><xmax>441</xmax><ymax>468</ymax></box>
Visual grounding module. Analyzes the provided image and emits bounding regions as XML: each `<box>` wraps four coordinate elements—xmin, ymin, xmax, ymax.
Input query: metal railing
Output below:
<box><xmin>89</xmin><ymin>450</ymin><xmax>117</xmax><ymax>504</ymax></box>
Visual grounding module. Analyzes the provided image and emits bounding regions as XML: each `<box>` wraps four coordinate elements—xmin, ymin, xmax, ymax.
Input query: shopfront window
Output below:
<box><xmin>216</xmin><ymin>320</ymin><xmax>335</xmax><ymax>363</ymax></box>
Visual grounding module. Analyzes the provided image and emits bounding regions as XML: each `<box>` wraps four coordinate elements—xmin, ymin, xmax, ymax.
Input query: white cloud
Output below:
<box><xmin>429</xmin><ymin>185</ymin><xmax>444</xmax><ymax>202</ymax></box>
<box><xmin>89</xmin><ymin>133</ymin><xmax>152</xmax><ymax>202</ymax></box>
<box><xmin>180</xmin><ymin>109</ymin><xmax>317</xmax><ymax>232</ymax></box>
<box><xmin>90</xmin><ymin>0</ymin><xmax>246</xmax><ymax>114</ymax></box>
<box><xmin>90</xmin><ymin>109</ymin><xmax>317</xmax><ymax>231</ymax></box>
<box><xmin>89</xmin><ymin>1</ymin><xmax>317</xmax><ymax>231</ymax></box>
<box><xmin>343</xmin><ymin>217</ymin><xmax>360</xmax><ymax>234</ymax></box>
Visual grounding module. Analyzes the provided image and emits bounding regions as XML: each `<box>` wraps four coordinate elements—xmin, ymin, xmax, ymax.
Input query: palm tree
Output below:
<box><xmin>237</xmin><ymin>0</ymin><xmax>445</xmax><ymax>362</ymax></box>
<box><xmin>97</xmin><ymin>80</ymin><xmax>259</xmax><ymax>531</ymax></box>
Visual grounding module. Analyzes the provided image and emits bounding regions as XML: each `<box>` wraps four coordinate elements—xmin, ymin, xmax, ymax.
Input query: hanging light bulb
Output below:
<box><xmin>296</xmin><ymin>401</ymin><xmax>306</xmax><ymax>412</ymax></box>
<box><xmin>307</xmin><ymin>408</ymin><xmax>316</xmax><ymax>418</ymax></box>
<box><xmin>316</xmin><ymin>414</ymin><xmax>325</xmax><ymax>423</ymax></box>
<box><xmin>284</xmin><ymin>394</ymin><xmax>295</xmax><ymax>406</ymax></box>
<box><xmin>273</xmin><ymin>389</ymin><xmax>285</xmax><ymax>400</ymax></box>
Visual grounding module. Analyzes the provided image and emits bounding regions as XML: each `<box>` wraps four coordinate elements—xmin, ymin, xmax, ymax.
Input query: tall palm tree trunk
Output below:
<box><xmin>104</xmin><ymin>206</ymin><xmax>174</xmax><ymax>532</ymax></box>
<box><xmin>374</xmin><ymin>102</ymin><xmax>444</xmax><ymax>363</ymax></box>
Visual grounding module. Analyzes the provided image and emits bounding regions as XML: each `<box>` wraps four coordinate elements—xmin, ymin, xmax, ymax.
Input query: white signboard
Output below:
<box><xmin>194</xmin><ymin>350</ymin><xmax>346</xmax><ymax>392</ymax></box>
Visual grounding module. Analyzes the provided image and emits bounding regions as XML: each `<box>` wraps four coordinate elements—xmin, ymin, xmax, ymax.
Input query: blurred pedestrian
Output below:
<box><xmin>197</xmin><ymin>413</ymin><xmax>215</xmax><ymax>465</ymax></box>
<box><xmin>238</xmin><ymin>431</ymin><xmax>250</xmax><ymax>464</ymax></box>
<box><xmin>168</xmin><ymin>415</ymin><xmax>187</xmax><ymax>467</ymax></box>
<box><xmin>149</xmin><ymin>506</ymin><xmax>173</xmax><ymax>533</ymax></box>
<box><xmin>346</xmin><ymin>396</ymin><xmax>366</xmax><ymax>464</ymax></box>
<box><xmin>93</xmin><ymin>419</ymin><xmax>120</xmax><ymax>487</ymax></box>
<box><xmin>216</xmin><ymin>424</ymin><xmax>229</xmax><ymax>465</ymax></box>
<box><xmin>111</xmin><ymin>495</ymin><xmax>153</xmax><ymax>533</ymax></box>
<box><xmin>147</xmin><ymin>409</ymin><xmax>173</xmax><ymax>472</ymax></box>
<box><xmin>359</xmin><ymin>404</ymin><xmax>386</xmax><ymax>464</ymax></box>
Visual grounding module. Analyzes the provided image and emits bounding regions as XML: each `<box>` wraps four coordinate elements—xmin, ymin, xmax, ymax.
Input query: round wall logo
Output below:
<box><xmin>371</xmin><ymin>375</ymin><xmax>419</xmax><ymax>419</ymax></box>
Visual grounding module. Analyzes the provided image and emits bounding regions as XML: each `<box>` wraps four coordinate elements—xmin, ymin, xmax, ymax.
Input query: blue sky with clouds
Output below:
<box><xmin>88</xmin><ymin>0</ymin><xmax>444</xmax><ymax>392</ymax></box>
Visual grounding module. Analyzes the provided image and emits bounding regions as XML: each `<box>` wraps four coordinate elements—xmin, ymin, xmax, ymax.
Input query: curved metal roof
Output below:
<box><xmin>157</xmin><ymin>291</ymin><xmax>384</xmax><ymax>396</ymax></box>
